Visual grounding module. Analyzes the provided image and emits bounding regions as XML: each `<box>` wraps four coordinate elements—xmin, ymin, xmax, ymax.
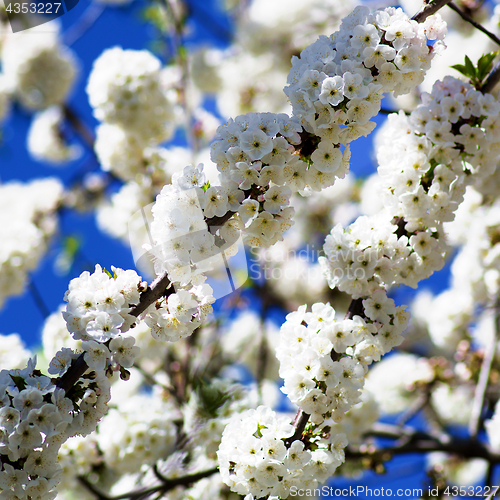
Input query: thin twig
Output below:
<box><xmin>79</xmin><ymin>467</ymin><xmax>219</xmax><ymax>500</ymax></box>
<box><xmin>423</xmin><ymin>400</ymin><xmax>452</xmax><ymax>443</ymax></box>
<box><xmin>469</xmin><ymin>296</ymin><xmax>500</xmax><ymax>438</ymax></box>
<box><xmin>256</xmin><ymin>315</ymin><xmax>269</xmax><ymax>402</ymax></box>
<box><xmin>448</xmin><ymin>2</ymin><xmax>500</xmax><ymax>47</ymax></box>
<box><xmin>365</xmin><ymin>422</ymin><xmax>420</xmax><ymax>440</ymax></box>
<box><xmin>412</xmin><ymin>0</ymin><xmax>454</xmax><ymax>23</ymax></box>
<box><xmin>486</xmin><ymin>461</ymin><xmax>494</xmax><ymax>490</ymax></box>
<box><xmin>132</xmin><ymin>363</ymin><xmax>177</xmax><ymax>395</ymax></box>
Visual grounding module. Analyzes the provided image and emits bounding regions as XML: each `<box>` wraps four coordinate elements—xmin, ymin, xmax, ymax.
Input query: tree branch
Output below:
<box><xmin>412</xmin><ymin>0</ymin><xmax>454</xmax><ymax>23</ymax></box>
<box><xmin>352</xmin><ymin>424</ymin><xmax>500</xmax><ymax>463</ymax></box>
<box><xmin>56</xmin><ymin>353</ymin><xmax>89</xmax><ymax>394</ymax></box>
<box><xmin>28</xmin><ymin>278</ymin><xmax>50</xmax><ymax>319</ymax></box>
<box><xmin>396</xmin><ymin>391</ymin><xmax>428</xmax><ymax>426</ymax></box>
<box><xmin>79</xmin><ymin>467</ymin><xmax>219</xmax><ymax>500</ymax></box>
<box><xmin>345</xmin><ymin>298</ymin><xmax>366</xmax><ymax>320</ymax></box>
<box><xmin>447</xmin><ymin>2</ymin><xmax>500</xmax><ymax>47</ymax></box>
<box><xmin>284</xmin><ymin>410</ymin><xmax>311</xmax><ymax>447</ymax></box>
<box><xmin>129</xmin><ymin>272</ymin><xmax>175</xmax><ymax>318</ymax></box>
<box><xmin>55</xmin><ymin>207</ymin><xmax>240</xmax><ymax>396</ymax></box>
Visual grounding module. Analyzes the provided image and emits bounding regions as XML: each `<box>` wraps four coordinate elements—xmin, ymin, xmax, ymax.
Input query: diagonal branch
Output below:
<box><xmin>412</xmin><ymin>0</ymin><xmax>454</xmax><ymax>23</ymax></box>
<box><xmin>284</xmin><ymin>410</ymin><xmax>311</xmax><ymax>447</ymax></box>
<box><xmin>129</xmin><ymin>272</ymin><xmax>175</xmax><ymax>318</ymax></box>
<box><xmin>353</xmin><ymin>423</ymin><xmax>500</xmax><ymax>464</ymax></box>
<box><xmin>78</xmin><ymin>467</ymin><xmax>219</xmax><ymax>500</ymax></box>
<box><xmin>447</xmin><ymin>2</ymin><xmax>500</xmax><ymax>47</ymax></box>
<box><xmin>63</xmin><ymin>2</ymin><xmax>105</xmax><ymax>47</ymax></box>
<box><xmin>347</xmin><ymin>434</ymin><xmax>500</xmax><ymax>462</ymax></box>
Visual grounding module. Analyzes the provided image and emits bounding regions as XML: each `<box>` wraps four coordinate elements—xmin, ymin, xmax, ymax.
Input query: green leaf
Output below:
<box><xmin>253</xmin><ymin>423</ymin><xmax>268</xmax><ymax>439</ymax></box>
<box><xmin>10</xmin><ymin>375</ymin><xmax>27</xmax><ymax>391</ymax></box>
<box><xmin>194</xmin><ymin>380</ymin><xmax>233</xmax><ymax>419</ymax></box>
<box><xmin>464</xmin><ymin>55</ymin><xmax>477</xmax><ymax>79</ymax></box>
<box><xmin>103</xmin><ymin>268</ymin><xmax>113</xmax><ymax>279</ymax></box>
<box><xmin>477</xmin><ymin>51</ymin><xmax>498</xmax><ymax>81</ymax></box>
<box><xmin>450</xmin><ymin>64</ymin><xmax>469</xmax><ymax>78</ymax></box>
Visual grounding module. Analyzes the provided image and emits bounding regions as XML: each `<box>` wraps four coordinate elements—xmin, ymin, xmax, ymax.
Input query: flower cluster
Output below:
<box><xmin>0</xmin><ymin>357</ymin><xmax>110</xmax><ymax>500</ymax></box>
<box><xmin>409</xmin><ymin>188</ymin><xmax>500</xmax><ymax>352</ymax></box>
<box><xmin>211</xmin><ymin>111</ymin><xmax>353</xmax><ymax>199</ymax></box>
<box><xmin>0</xmin><ymin>178</ymin><xmax>63</xmax><ymax>309</ymax></box>
<box><xmin>210</xmin><ymin>112</ymin><xmax>309</xmax><ymax>244</ymax></box>
<box><xmin>237</xmin><ymin>0</ymin><xmax>355</xmax><ymax>69</ymax></box>
<box><xmin>320</xmin><ymin>209</ymin><xmax>446</xmax><ymax>295</ymax></box>
<box><xmin>364</xmin><ymin>353</ymin><xmax>434</xmax><ymax>415</ymax></box>
<box><xmin>145</xmin><ymin>167</ymin><xmax>218</xmax><ymax>341</ymax></box>
<box><xmin>86</xmin><ymin>47</ymin><xmax>176</xmax><ymax>146</ymax></box>
<box><xmin>94</xmin><ymin>123</ymin><xmax>148</xmax><ymax>181</ymax></box>
<box><xmin>203</xmin><ymin>0</ymin><xmax>357</xmax><ymax>119</ymax></box>
<box><xmin>320</xmin><ymin>75</ymin><xmax>500</xmax><ymax>296</ymax></box>
<box><xmin>2</xmin><ymin>30</ymin><xmax>77</xmax><ymax>110</ymax></box>
<box><xmin>330</xmin><ymin>393</ymin><xmax>379</xmax><ymax>446</ymax></box>
<box><xmin>218</xmin><ymin>405</ymin><xmax>347</xmax><ymax>499</ymax></box>
<box><xmin>379</xmin><ymin>76</ymin><xmax>500</xmax><ymax>216</ymax></box>
<box><xmin>0</xmin><ymin>333</ymin><xmax>31</xmax><ymax>371</ymax></box>
<box><xmin>284</xmin><ymin>6</ymin><xmax>446</xmax><ymax>144</ymax></box>
<box><xmin>62</xmin><ymin>265</ymin><xmax>144</xmax><ymax>372</ymax></box>
<box><xmin>277</xmin><ymin>298</ymin><xmax>408</xmax><ymax>424</ymax></box>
